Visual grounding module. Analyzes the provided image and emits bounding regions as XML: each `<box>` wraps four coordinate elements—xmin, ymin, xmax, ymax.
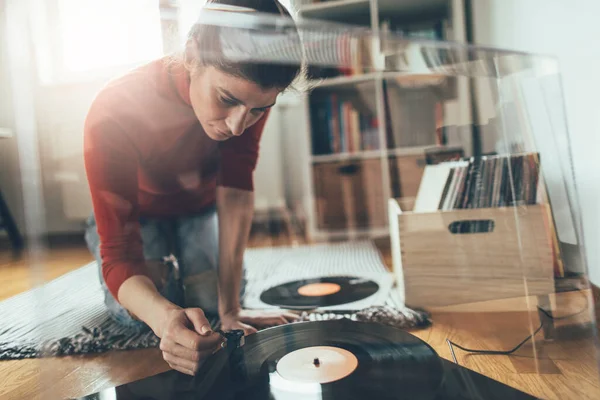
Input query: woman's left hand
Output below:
<box><xmin>220</xmin><ymin>309</ymin><xmax>300</xmax><ymax>335</ymax></box>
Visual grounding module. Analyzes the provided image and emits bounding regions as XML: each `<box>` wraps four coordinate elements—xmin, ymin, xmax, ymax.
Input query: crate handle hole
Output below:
<box><xmin>338</xmin><ymin>164</ymin><xmax>361</xmax><ymax>175</ymax></box>
<box><xmin>448</xmin><ymin>219</ymin><xmax>495</xmax><ymax>234</ymax></box>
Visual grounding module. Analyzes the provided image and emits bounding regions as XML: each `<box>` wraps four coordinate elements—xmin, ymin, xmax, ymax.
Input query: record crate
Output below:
<box><xmin>388</xmin><ymin>199</ymin><xmax>555</xmax><ymax>308</ymax></box>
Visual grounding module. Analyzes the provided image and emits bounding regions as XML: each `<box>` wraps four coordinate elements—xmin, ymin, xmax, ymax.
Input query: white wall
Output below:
<box><xmin>254</xmin><ymin>91</ymin><xmax>311</xmax><ymax>217</ymax></box>
<box><xmin>2</xmin><ymin>0</ymin><xmax>118</xmax><ymax>235</ymax></box>
<box><xmin>278</xmin><ymin>92</ymin><xmax>311</xmax><ymax>217</ymax></box>
<box><xmin>34</xmin><ymin>80</ymin><xmax>112</xmax><ymax>232</ymax></box>
<box><xmin>0</xmin><ymin>2</ymin><xmax>26</xmax><ymax>235</ymax></box>
<box><xmin>472</xmin><ymin>0</ymin><xmax>600</xmax><ymax>284</ymax></box>
<box><xmin>254</xmin><ymin>105</ymin><xmax>286</xmax><ymax>212</ymax></box>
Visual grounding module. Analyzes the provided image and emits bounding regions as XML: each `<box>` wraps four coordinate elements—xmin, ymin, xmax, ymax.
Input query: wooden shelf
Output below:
<box><xmin>311</xmin><ymin>145</ymin><xmax>454</xmax><ymax>163</ymax></box>
<box><xmin>311</xmin><ymin>72</ymin><xmax>449</xmax><ymax>89</ymax></box>
<box><xmin>312</xmin><ymin>149</ymin><xmax>383</xmax><ymax>163</ymax></box>
<box><xmin>378</xmin><ymin>0</ymin><xmax>449</xmax><ymax>19</ymax></box>
<box><xmin>299</xmin><ymin>0</ymin><xmax>370</xmax><ymax>21</ymax></box>
<box><xmin>386</xmin><ymin>145</ymin><xmax>441</xmax><ymax>157</ymax></box>
<box><xmin>382</xmin><ymin>72</ymin><xmax>448</xmax><ymax>87</ymax></box>
<box><xmin>311</xmin><ymin>73</ymin><xmax>377</xmax><ymax>88</ymax></box>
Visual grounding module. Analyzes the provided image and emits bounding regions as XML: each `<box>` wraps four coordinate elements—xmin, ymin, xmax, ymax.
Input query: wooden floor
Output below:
<box><xmin>1</xmin><ymin>228</ymin><xmax>600</xmax><ymax>400</ymax></box>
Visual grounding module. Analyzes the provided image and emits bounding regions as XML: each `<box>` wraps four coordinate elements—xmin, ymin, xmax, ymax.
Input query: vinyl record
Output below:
<box><xmin>259</xmin><ymin>276</ymin><xmax>379</xmax><ymax>309</ymax></box>
<box><xmin>188</xmin><ymin>319</ymin><xmax>444</xmax><ymax>400</ymax></box>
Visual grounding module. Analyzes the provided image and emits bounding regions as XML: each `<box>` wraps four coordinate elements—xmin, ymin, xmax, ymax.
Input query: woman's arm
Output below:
<box><xmin>216</xmin><ymin>111</ymin><xmax>299</xmax><ymax>333</ymax></box>
<box><xmin>118</xmin><ymin>275</ymin><xmax>179</xmax><ymax>333</ymax></box>
<box><xmin>215</xmin><ymin>186</ymin><xmax>300</xmax><ymax>332</ymax></box>
<box><xmin>216</xmin><ymin>186</ymin><xmax>254</xmax><ymax>319</ymax></box>
<box><xmin>85</xmin><ymin>112</ymin><xmax>220</xmax><ymax>376</ymax></box>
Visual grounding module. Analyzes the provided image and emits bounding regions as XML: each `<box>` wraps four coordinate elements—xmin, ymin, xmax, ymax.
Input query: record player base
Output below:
<box><xmin>1</xmin><ymin>291</ymin><xmax>598</xmax><ymax>400</ymax></box>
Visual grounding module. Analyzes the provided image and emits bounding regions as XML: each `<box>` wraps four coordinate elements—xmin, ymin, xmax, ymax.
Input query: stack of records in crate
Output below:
<box><xmin>414</xmin><ymin>153</ymin><xmax>540</xmax><ymax>213</ymax></box>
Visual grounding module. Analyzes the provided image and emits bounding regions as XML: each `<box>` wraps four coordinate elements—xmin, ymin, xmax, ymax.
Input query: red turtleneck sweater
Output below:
<box><xmin>83</xmin><ymin>58</ymin><xmax>267</xmax><ymax>299</ymax></box>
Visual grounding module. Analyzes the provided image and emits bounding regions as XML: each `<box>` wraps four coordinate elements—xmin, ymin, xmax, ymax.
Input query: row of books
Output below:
<box><xmin>310</xmin><ymin>83</ymin><xmax>445</xmax><ymax>156</ymax></box>
<box><xmin>310</xmin><ymin>95</ymin><xmax>380</xmax><ymax>155</ymax></box>
<box><xmin>413</xmin><ymin>153</ymin><xmax>540</xmax><ymax>212</ymax></box>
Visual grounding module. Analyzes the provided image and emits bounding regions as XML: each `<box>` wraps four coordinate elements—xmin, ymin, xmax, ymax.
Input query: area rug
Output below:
<box><xmin>0</xmin><ymin>240</ymin><xmax>429</xmax><ymax>360</ymax></box>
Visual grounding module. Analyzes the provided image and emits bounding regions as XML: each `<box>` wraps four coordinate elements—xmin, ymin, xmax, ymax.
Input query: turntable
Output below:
<box><xmin>88</xmin><ymin>320</ymin><xmax>538</xmax><ymax>399</ymax></box>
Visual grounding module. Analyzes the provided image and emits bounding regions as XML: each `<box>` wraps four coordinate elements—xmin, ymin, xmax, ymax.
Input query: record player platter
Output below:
<box><xmin>188</xmin><ymin>319</ymin><xmax>446</xmax><ymax>400</ymax></box>
<box><xmin>90</xmin><ymin>320</ymin><xmax>538</xmax><ymax>400</ymax></box>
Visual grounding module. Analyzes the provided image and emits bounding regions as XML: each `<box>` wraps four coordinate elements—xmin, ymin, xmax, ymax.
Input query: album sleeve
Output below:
<box><xmin>217</xmin><ymin>110</ymin><xmax>270</xmax><ymax>191</ymax></box>
<box><xmin>84</xmin><ymin>108</ymin><xmax>149</xmax><ymax>301</ymax></box>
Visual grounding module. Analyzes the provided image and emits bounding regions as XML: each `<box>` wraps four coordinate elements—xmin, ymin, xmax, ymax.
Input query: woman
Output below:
<box><xmin>84</xmin><ymin>0</ymin><xmax>302</xmax><ymax>375</ymax></box>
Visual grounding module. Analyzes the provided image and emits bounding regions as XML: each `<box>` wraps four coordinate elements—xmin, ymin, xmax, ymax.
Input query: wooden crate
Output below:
<box><xmin>313</xmin><ymin>159</ymin><xmax>387</xmax><ymax>230</ymax></box>
<box><xmin>388</xmin><ymin>199</ymin><xmax>555</xmax><ymax>307</ymax></box>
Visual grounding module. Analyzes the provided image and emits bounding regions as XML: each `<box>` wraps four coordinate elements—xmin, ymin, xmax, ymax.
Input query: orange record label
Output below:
<box><xmin>297</xmin><ymin>283</ymin><xmax>341</xmax><ymax>297</ymax></box>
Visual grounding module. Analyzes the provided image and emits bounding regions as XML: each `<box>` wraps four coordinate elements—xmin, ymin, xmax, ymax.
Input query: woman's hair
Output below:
<box><xmin>186</xmin><ymin>0</ymin><xmax>303</xmax><ymax>90</ymax></box>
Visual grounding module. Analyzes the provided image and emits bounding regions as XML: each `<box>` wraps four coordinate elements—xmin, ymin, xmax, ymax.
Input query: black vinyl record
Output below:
<box><xmin>188</xmin><ymin>319</ymin><xmax>444</xmax><ymax>400</ymax></box>
<box><xmin>99</xmin><ymin>320</ymin><xmax>538</xmax><ymax>400</ymax></box>
<box><xmin>259</xmin><ymin>276</ymin><xmax>380</xmax><ymax>309</ymax></box>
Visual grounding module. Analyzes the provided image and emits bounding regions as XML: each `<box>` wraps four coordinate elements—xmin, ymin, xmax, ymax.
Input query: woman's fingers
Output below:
<box><xmin>160</xmin><ymin>338</ymin><xmax>212</xmax><ymax>363</ymax></box>
<box><xmin>239</xmin><ymin>321</ymin><xmax>258</xmax><ymax>335</ymax></box>
<box><xmin>184</xmin><ymin>308</ymin><xmax>213</xmax><ymax>336</ymax></box>
<box><xmin>162</xmin><ymin>308</ymin><xmax>220</xmax><ymax>352</ymax></box>
<box><xmin>166</xmin><ymin>359</ymin><xmax>196</xmax><ymax>376</ymax></box>
<box><xmin>163</xmin><ymin>351</ymin><xmax>199</xmax><ymax>374</ymax></box>
<box><xmin>283</xmin><ymin>311</ymin><xmax>301</xmax><ymax>321</ymax></box>
<box><xmin>162</xmin><ymin>346</ymin><xmax>214</xmax><ymax>375</ymax></box>
<box><xmin>176</xmin><ymin>367</ymin><xmax>195</xmax><ymax>376</ymax></box>
<box><xmin>168</xmin><ymin>323</ymin><xmax>221</xmax><ymax>352</ymax></box>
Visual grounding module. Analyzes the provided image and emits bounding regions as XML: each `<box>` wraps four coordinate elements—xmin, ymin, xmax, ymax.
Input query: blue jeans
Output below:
<box><xmin>84</xmin><ymin>207</ymin><xmax>246</xmax><ymax>332</ymax></box>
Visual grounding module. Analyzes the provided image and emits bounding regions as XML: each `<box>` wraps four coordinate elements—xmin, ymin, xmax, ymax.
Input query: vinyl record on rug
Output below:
<box><xmin>189</xmin><ymin>319</ymin><xmax>445</xmax><ymax>400</ymax></box>
<box><xmin>259</xmin><ymin>276</ymin><xmax>380</xmax><ymax>310</ymax></box>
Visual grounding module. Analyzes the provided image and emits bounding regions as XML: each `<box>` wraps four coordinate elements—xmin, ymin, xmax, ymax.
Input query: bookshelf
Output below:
<box><xmin>297</xmin><ymin>0</ymin><xmax>470</xmax><ymax>241</ymax></box>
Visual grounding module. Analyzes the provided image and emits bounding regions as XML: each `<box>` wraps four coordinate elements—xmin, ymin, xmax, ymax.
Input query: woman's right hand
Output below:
<box><xmin>157</xmin><ymin>307</ymin><xmax>222</xmax><ymax>375</ymax></box>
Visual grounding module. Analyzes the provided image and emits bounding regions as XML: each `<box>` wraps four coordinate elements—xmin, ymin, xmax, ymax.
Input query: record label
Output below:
<box><xmin>297</xmin><ymin>283</ymin><xmax>341</xmax><ymax>297</ymax></box>
<box><xmin>276</xmin><ymin>346</ymin><xmax>358</xmax><ymax>384</ymax></box>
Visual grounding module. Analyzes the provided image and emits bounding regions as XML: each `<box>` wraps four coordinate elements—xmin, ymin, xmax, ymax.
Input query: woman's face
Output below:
<box><xmin>189</xmin><ymin>66</ymin><xmax>281</xmax><ymax>141</ymax></box>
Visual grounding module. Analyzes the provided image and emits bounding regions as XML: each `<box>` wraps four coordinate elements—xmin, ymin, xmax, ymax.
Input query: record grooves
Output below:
<box><xmin>191</xmin><ymin>319</ymin><xmax>444</xmax><ymax>400</ymax></box>
<box><xmin>259</xmin><ymin>276</ymin><xmax>380</xmax><ymax>309</ymax></box>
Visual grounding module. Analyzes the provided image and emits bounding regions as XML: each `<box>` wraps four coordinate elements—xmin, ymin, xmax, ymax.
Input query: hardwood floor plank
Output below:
<box><xmin>508</xmin><ymin>344</ymin><xmax>561</xmax><ymax>374</ymax></box>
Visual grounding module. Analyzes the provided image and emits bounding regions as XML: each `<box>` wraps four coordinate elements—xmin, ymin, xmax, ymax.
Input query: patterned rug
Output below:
<box><xmin>0</xmin><ymin>241</ymin><xmax>429</xmax><ymax>360</ymax></box>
